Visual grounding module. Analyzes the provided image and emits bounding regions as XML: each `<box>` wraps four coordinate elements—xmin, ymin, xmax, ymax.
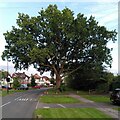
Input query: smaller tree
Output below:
<box><xmin>110</xmin><ymin>75</ymin><xmax>120</xmax><ymax>90</ymax></box>
<box><xmin>31</xmin><ymin>76</ymin><xmax>36</xmax><ymax>87</ymax></box>
<box><xmin>13</xmin><ymin>78</ymin><xmax>20</xmax><ymax>89</ymax></box>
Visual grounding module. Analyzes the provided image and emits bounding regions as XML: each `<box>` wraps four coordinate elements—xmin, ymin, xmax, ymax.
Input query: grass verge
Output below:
<box><xmin>45</xmin><ymin>87</ymin><xmax>75</xmax><ymax>95</ymax></box>
<box><xmin>34</xmin><ymin>108</ymin><xmax>112</xmax><ymax>119</ymax></box>
<box><xmin>44</xmin><ymin>88</ymin><xmax>110</xmax><ymax>103</ymax></box>
<box><xmin>113</xmin><ymin>107</ymin><xmax>120</xmax><ymax>111</ymax></box>
<box><xmin>1</xmin><ymin>89</ymin><xmax>27</xmax><ymax>96</ymax></box>
<box><xmin>39</xmin><ymin>95</ymin><xmax>80</xmax><ymax>103</ymax></box>
<box><xmin>80</xmin><ymin>95</ymin><xmax>110</xmax><ymax>103</ymax></box>
<box><xmin>76</xmin><ymin>91</ymin><xmax>110</xmax><ymax>103</ymax></box>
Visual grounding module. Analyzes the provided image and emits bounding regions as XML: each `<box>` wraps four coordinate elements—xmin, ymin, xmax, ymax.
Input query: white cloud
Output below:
<box><xmin>98</xmin><ymin>12</ymin><xmax>118</xmax><ymax>26</ymax></box>
<box><xmin>85</xmin><ymin>2</ymin><xmax>118</xmax><ymax>27</ymax></box>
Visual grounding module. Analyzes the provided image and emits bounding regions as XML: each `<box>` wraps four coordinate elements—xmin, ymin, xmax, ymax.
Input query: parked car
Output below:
<box><xmin>2</xmin><ymin>86</ymin><xmax>12</xmax><ymax>90</ymax></box>
<box><xmin>17</xmin><ymin>84</ymin><xmax>29</xmax><ymax>90</ymax></box>
<box><xmin>32</xmin><ymin>85</ymin><xmax>41</xmax><ymax>89</ymax></box>
<box><xmin>110</xmin><ymin>88</ymin><xmax>120</xmax><ymax>105</ymax></box>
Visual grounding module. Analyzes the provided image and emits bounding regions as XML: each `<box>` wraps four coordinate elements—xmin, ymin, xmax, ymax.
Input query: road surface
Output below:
<box><xmin>2</xmin><ymin>88</ymin><xmax>47</xmax><ymax>119</ymax></box>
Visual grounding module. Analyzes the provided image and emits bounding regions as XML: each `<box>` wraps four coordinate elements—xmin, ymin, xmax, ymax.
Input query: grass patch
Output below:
<box><xmin>76</xmin><ymin>90</ymin><xmax>89</xmax><ymax>95</ymax></box>
<box><xmin>81</xmin><ymin>95</ymin><xmax>110</xmax><ymax>103</ymax></box>
<box><xmin>45</xmin><ymin>88</ymin><xmax>74</xmax><ymax>95</ymax></box>
<box><xmin>34</xmin><ymin>108</ymin><xmax>112</xmax><ymax>119</ymax></box>
<box><xmin>1</xmin><ymin>89</ymin><xmax>27</xmax><ymax>96</ymax></box>
<box><xmin>39</xmin><ymin>95</ymin><xmax>80</xmax><ymax>103</ymax></box>
<box><xmin>76</xmin><ymin>91</ymin><xmax>110</xmax><ymax>103</ymax></box>
<box><xmin>113</xmin><ymin>107</ymin><xmax>120</xmax><ymax>111</ymax></box>
<box><xmin>45</xmin><ymin>88</ymin><xmax>110</xmax><ymax>103</ymax></box>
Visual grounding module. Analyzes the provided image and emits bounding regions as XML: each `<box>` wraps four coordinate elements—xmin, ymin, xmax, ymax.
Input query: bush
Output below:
<box><xmin>58</xmin><ymin>83</ymin><xmax>66</xmax><ymax>92</ymax></box>
<box><xmin>50</xmin><ymin>78</ymin><xmax>56</xmax><ymax>85</ymax></box>
<box><xmin>27</xmin><ymin>83</ymin><xmax>31</xmax><ymax>87</ymax></box>
<box><xmin>13</xmin><ymin>78</ymin><xmax>20</xmax><ymax>89</ymax></box>
<box><xmin>96</xmin><ymin>83</ymin><xmax>109</xmax><ymax>93</ymax></box>
<box><xmin>111</xmin><ymin>82</ymin><xmax>120</xmax><ymax>90</ymax></box>
<box><xmin>31</xmin><ymin>76</ymin><xmax>36</xmax><ymax>87</ymax></box>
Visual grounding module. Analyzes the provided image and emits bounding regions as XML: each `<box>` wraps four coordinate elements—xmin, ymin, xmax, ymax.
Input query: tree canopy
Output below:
<box><xmin>2</xmin><ymin>4</ymin><xmax>117</xmax><ymax>89</ymax></box>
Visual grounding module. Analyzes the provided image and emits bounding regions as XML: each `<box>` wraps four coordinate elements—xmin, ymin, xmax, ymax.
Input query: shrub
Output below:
<box><xmin>13</xmin><ymin>78</ymin><xmax>20</xmax><ymax>89</ymax></box>
<box><xmin>96</xmin><ymin>83</ymin><xmax>109</xmax><ymax>93</ymax></box>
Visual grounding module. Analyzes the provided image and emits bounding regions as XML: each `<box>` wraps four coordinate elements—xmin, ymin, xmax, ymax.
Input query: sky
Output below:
<box><xmin>0</xmin><ymin>0</ymin><xmax>119</xmax><ymax>77</ymax></box>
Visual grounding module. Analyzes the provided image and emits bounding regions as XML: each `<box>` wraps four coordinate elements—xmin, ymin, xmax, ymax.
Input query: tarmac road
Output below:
<box><xmin>1</xmin><ymin>88</ymin><xmax>47</xmax><ymax>119</ymax></box>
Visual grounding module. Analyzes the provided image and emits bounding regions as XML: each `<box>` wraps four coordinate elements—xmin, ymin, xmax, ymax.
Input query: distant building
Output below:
<box><xmin>31</xmin><ymin>73</ymin><xmax>52</xmax><ymax>86</ymax></box>
<box><xmin>12</xmin><ymin>72</ymin><xmax>30</xmax><ymax>84</ymax></box>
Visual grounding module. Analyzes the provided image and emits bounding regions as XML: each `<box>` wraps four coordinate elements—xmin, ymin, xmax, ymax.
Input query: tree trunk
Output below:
<box><xmin>56</xmin><ymin>74</ymin><xmax>61</xmax><ymax>89</ymax></box>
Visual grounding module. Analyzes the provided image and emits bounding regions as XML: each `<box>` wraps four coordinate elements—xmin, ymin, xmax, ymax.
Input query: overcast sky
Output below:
<box><xmin>0</xmin><ymin>0</ymin><xmax>119</xmax><ymax>76</ymax></box>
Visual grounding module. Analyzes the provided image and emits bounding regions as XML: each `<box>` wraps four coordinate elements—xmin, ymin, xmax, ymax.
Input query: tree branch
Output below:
<box><xmin>40</xmin><ymin>63</ymin><xmax>52</xmax><ymax>69</ymax></box>
<box><xmin>63</xmin><ymin>65</ymin><xmax>83</xmax><ymax>77</ymax></box>
<box><xmin>52</xmin><ymin>65</ymin><xmax>58</xmax><ymax>75</ymax></box>
<box><xmin>59</xmin><ymin>63</ymin><xmax>65</xmax><ymax>74</ymax></box>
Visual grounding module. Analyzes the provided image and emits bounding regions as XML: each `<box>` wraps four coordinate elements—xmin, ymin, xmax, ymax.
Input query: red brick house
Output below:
<box><xmin>12</xmin><ymin>72</ymin><xmax>30</xmax><ymax>84</ymax></box>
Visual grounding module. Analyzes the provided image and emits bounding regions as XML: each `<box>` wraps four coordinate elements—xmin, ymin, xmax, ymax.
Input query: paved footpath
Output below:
<box><xmin>68</xmin><ymin>94</ymin><xmax>120</xmax><ymax>119</ymax></box>
<box><xmin>37</xmin><ymin>93</ymin><xmax>120</xmax><ymax>119</ymax></box>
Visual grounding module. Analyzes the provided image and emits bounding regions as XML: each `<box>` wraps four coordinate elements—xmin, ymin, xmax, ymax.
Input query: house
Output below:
<box><xmin>32</xmin><ymin>73</ymin><xmax>52</xmax><ymax>86</ymax></box>
<box><xmin>12</xmin><ymin>72</ymin><xmax>30</xmax><ymax>84</ymax></box>
<box><xmin>41</xmin><ymin>76</ymin><xmax>51</xmax><ymax>86</ymax></box>
<box><xmin>32</xmin><ymin>73</ymin><xmax>44</xmax><ymax>86</ymax></box>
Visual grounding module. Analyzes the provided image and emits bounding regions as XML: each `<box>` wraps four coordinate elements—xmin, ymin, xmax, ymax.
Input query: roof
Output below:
<box><xmin>21</xmin><ymin>81</ymin><xmax>29</xmax><ymax>84</ymax></box>
<box><xmin>42</xmin><ymin>76</ymin><xmax>49</xmax><ymax>81</ymax></box>
<box><xmin>32</xmin><ymin>74</ymin><xmax>49</xmax><ymax>80</ymax></box>
<box><xmin>33</xmin><ymin>74</ymin><xmax>41</xmax><ymax>79</ymax></box>
<box><xmin>12</xmin><ymin>72</ymin><xmax>30</xmax><ymax>79</ymax></box>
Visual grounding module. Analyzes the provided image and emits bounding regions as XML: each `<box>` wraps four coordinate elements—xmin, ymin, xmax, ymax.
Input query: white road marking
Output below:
<box><xmin>16</xmin><ymin>98</ymin><xmax>37</xmax><ymax>102</ymax></box>
<box><xmin>36</xmin><ymin>94</ymin><xmax>41</xmax><ymax>109</ymax></box>
<box><xmin>22</xmin><ymin>98</ymin><xmax>26</xmax><ymax>101</ymax></box>
<box><xmin>0</xmin><ymin>102</ymin><xmax>11</xmax><ymax>107</ymax></box>
<box><xmin>15</xmin><ymin>96</ymin><xmax>22</xmax><ymax>100</ymax></box>
<box><xmin>25</xmin><ymin>98</ymin><xmax>28</xmax><ymax>101</ymax></box>
<box><xmin>57</xmin><ymin>104</ymin><xmax>66</xmax><ymax>108</ymax></box>
<box><xmin>18</xmin><ymin>98</ymin><xmax>22</xmax><ymax>101</ymax></box>
<box><xmin>22</xmin><ymin>98</ymin><xmax>24</xmax><ymax>101</ymax></box>
<box><xmin>36</xmin><ymin>100</ymin><xmax>39</xmax><ymax>109</ymax></box>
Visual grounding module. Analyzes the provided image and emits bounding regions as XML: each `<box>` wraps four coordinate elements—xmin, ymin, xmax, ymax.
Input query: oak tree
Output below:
<box><xmin>2</xmin><ymin>5</ymin><xmax>117</xmax><ymax>89</ymax></box>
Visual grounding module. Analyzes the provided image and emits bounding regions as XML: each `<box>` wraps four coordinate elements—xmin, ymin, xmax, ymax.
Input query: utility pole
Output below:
<box><xmin>6</xmin><ymin>57</ymin><xmax>9</xmax><ymax>94</ymax></box>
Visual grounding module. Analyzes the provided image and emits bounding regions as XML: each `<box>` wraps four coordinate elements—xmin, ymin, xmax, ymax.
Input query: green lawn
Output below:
<box><xmin>81</xmin><ymin>95</ymin><xmax>110</xmax><ymax>103</ymax></box>
<box><xmin>113</xmin><ymin>107</ymin><xmax>120</xmax><ymax>111</ymax></box>
<box><xmin>39</xmin><ymin>95</ymin><xmax>80</xmax><ymax>103</ymax></box>
<box><xmin>1</xmin><ymin>89</ymin><xmax>27</xmax><ymax>96</ymax></box>
<box><xmin>76</xmin><ymin>91</ymin><xmax>110</xmax><ymax>103</ymax></box>
<box><xmin>45</xmin><ymin>88</ymin><xmax>75</xmax><ymax>95</ymax></box>
<box><xmin>43</xmin><ymin>89</ymin><xmax>110</xmax><ymax>103</ymax></box>
<box><xmin>34</xmin><ymin>108</ymin><xmax>112</xmax><ymax>119</ymax></box>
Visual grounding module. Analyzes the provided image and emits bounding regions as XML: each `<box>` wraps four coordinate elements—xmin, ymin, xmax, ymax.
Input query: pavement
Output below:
<box><xmin>68</xmin><ymin>94</ymin><xmax>120</xmax><ymax>119</ymax></box>
<box><xmin>36</xmin><ymin>93</ymin><xmax>120</xmax><ymax>119</ymax></box>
